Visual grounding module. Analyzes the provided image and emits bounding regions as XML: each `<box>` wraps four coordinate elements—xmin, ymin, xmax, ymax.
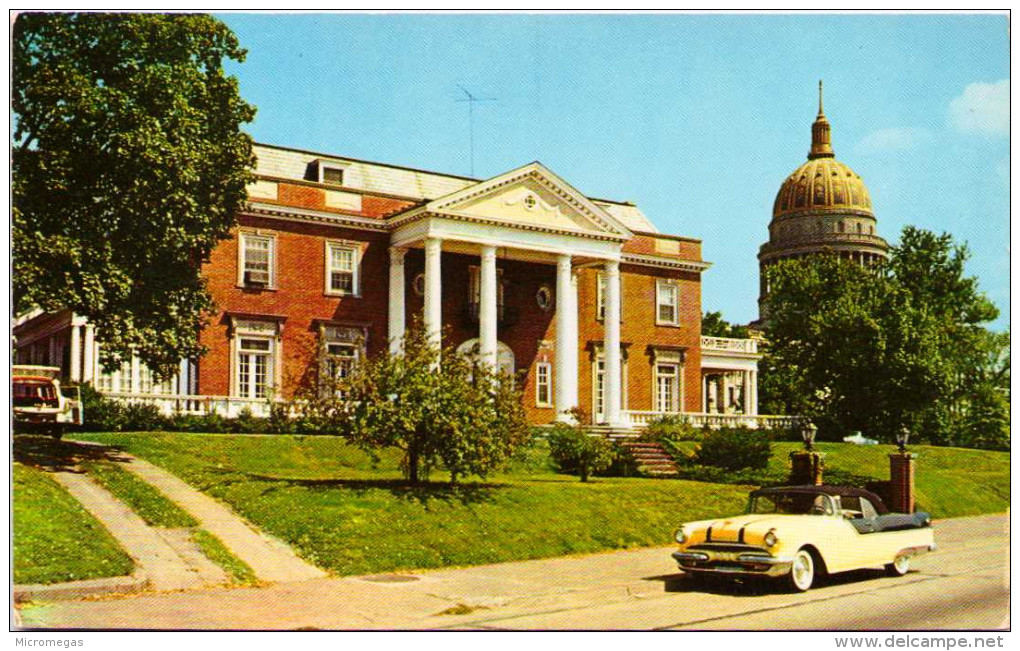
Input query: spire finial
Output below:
<box><xmin>808</xmin><ymin>81</ymin><xmax>834</xmax><ymax>159</ymax></box>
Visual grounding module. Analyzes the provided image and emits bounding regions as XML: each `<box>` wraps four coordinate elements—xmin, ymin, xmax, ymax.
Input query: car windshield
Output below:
<box><xmin>13</xmin><ymin>381</ymin><xmax>58</xmax><ymax>406</ymax></box>
<box><xmin>748</xmin><ymin>492</ymin><xmax>837</xmax><ymax>516</ymax></box>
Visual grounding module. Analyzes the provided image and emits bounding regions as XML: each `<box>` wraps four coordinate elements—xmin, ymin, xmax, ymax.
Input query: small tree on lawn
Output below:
<box><xmin>546</xmin><ymin>408</ymin><xmax>614</xmax><ymax>482</ymax></box>
<box><xmin>340</xmin><ymin>323</ymin><xmax>531</xmax><ymax>484</ymax></box>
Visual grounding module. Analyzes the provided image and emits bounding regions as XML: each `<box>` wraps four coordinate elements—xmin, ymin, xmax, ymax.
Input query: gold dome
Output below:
<box><xmin>772</xmin><ymin>81</ymin><xmax>873</xmax><ymax>219</ymax></box>
<box><xmin>772</xmin><ymin>157</ymin><xmax>873</xmax><ymax>219</ymax></box>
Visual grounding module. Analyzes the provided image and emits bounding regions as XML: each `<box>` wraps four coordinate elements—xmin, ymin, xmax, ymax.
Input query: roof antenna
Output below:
<box><xmin>455</xmin><ymin>85</ymin><xmax>496</xmax><ymax>177</ymax></box>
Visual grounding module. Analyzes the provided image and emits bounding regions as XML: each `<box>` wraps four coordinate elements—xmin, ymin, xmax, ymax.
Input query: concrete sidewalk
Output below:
<box><xmin>52</xmin><ymin>472</ymin><xmax>224</xmax><ymax>592</ymax></box>
<box><xmin>120</xmin><ymin>456</ymin><xmax>325</xmax><ymax>584</ymax></box>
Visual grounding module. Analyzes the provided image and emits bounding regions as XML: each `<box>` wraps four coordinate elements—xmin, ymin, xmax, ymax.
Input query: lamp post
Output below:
<box><xmin>801</xmin><ymin>422</ymin><xmax>818</xmax><ymax>452</ymax></box>
<box><xmin>895</xmin><ymin>426</ymin><xmax>910</xmax><ymax>454</ymax></box>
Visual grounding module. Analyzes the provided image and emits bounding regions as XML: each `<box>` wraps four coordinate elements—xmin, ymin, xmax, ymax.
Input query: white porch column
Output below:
<box><xmin>69</xmin><ymin>323</ymin><xmax>82</xmax><ymax>382</ymax></box>
<box><xmin>479</xmin><ymin>245</ymin><xmax>498</xmax><ymax>369</ymax></box>
<box><xmin>554</xmin><ymin>255</ymin><xmax>579</xmax><ymax>421</ymax></box>
<box><xmin>746</xmin><ymin>369</ymin><xmax>754</xmax><ymax>416</ymax></box>
<box><xmin>721</xmin><ymin>373</ymin><xmax>731</xmax><ymax>414</ymax></box>
<box><xmin>83</xmin><ymin>325</ymin><xmax>96</xmax><ymax>382</ymax></box>
<box><xmin>750</xmin><ymin>370</ymin><xmax>759</xmax><ymax>416</ymax></box>
<box><xmin>423</xmin><ymin>237</ymin><xmax>443</xmax><ymax>350</ymax></box>
<box><xmin>388</xmin><ymin>247</ymin><xmax>406</xmax><ymax>355</ymax></box>
<box><xmin>603</xmin><ymin>259</ymin><xmax>623</xmax><ymax>426</ymax></box>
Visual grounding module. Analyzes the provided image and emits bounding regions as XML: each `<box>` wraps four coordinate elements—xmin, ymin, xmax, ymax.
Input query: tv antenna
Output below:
<box><xmin>455</xmin><ymin>85</ymin><xmax>496</xmax><ymax>177</ymax></box>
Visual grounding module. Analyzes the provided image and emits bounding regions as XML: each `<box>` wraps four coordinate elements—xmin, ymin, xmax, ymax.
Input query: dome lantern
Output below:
<box><xmin>809</xmin><ymin>80</ymin><xmax>834</xmax><ymax>160</ymax></box>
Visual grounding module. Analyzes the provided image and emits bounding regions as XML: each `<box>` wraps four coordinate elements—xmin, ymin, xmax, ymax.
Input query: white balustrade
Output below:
<box><xmin>622</xmin><ymin>410</ymin><xmax>802</xmax><ymax>431</ymax></box>
<box><xmin>700</xmin><ymin>336</ymin><xmax>758</xmax><ymax>354</ymax></box>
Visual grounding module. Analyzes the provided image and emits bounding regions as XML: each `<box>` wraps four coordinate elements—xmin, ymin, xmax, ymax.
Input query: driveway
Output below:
<box><xmin>18</xmin><ymin>513</ymin><xmax>1008</xmax><ymax>630</ymax></box>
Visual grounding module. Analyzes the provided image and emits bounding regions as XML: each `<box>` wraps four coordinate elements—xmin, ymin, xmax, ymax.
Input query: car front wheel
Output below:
<box><xmin>885</xmin><ymin>555</ymin><xmax>910</xmax><ymax>576</ymax></box>
<box><xmin>787</xmin><ymin>549</ymin><xmax>815</xmax><ymax>592</ymax></box>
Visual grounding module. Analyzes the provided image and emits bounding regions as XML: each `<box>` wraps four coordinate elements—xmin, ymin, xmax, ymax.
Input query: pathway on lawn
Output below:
<box><xmin>52</xmin><ymin>472</ymin><xmax>224</xmax><ymax>592</ymax></box>
<box><xmin>117</xmin><ymin>455</ymin><xmax>326</xmax><ymax>584</ymax></box>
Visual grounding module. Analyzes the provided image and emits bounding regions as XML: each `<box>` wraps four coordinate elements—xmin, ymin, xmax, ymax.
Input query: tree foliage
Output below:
<box><xmin>546</xmin><ymin>409</ymin><xmax>615</xmax><ymax>482</ymax></box>
<box><xmin>13</xmin><ymin>13</ymin><xmax>256</xmax><ymax>378</ymax></box>
<box><xmin>337</xmin><ymin>324</ymin><xmax>532</xmax><ymax>484</ymax></box>
<box><xmin>761</xmin><ymin>227</ymin><xmax>1006</xmax><ymax>449</ymax></box>
<box><xmin>702</xmin><ymin>311</ymin><xmax>750</xmax><ymax>339</ymax></box>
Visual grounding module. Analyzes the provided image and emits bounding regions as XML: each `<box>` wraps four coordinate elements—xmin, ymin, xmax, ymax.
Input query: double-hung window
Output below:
<box><xmin>240</xmin><ymin>232</ymin><xmax>275</xmax><ymax>288</ymax></box>
<box><xmin>535</xmin><ymin>362</ymin><xmax>552</xmax><ymax>407</ymax></box>
<box><xmin>468</xmin><ymin>266</ymin><xmax>504</xmax><ymax>319</ymax></box>
<box><xmin>326</xmin><ymin>242</ymin><xmax>359</xmax><ymax>295</ymax></box>
<box><xmin>656</xmin><ymin>279</ymin><xmax>680</xmax><ymax>326</ymax></box>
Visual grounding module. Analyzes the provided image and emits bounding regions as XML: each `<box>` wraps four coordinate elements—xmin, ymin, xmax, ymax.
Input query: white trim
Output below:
<box><xmin>655</xmin><ymin>278</ymin><xmax>681</xmax><ymax>326</ymax></box>
<box><xmin>245</xmin><ymin>204</ymin><xmax>389</xmax><ymax>232</ymax></box>
<box><xmin>653</xmin><ymin>360</ymin><xmax>682</xmax><ymax>413</ymax></box>
<box><xmin>237</xmin><ymin>230</ymin><xmax>277</xmax><ymax>289</ymax></box>
<box><xmin>621</xmin><ymin>252</ymin><xmax>712</xmax><ymax>273</ymax></box>
<box><xmin>535</xmin><ymin>361</ymin><xmax>553</xmax><ymax>408</ymax></box>
<box><xmin>324</xmin><ymin>240</ymin><xmax>362</xmax><ymax>297</ymax></box>
<box><xmin>591</xmin><ymin>350</ymin><xmax>629</xmax><ymax>424</ymax></box>
<box><xmin>229</xmin><ymin>318</ymin><xmax>282</xmax><ymax>400</ymax></box>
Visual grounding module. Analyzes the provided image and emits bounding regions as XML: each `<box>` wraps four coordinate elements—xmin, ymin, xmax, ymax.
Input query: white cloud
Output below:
<box><xmin>854</xmin><ymin>127</ymin><xmax>932</xmax><ymax>155</ymax></box>
<box><xmin>948</xmin><ymin>79</ymin><xmax>1010</xmax><ymax>137</ymax></box>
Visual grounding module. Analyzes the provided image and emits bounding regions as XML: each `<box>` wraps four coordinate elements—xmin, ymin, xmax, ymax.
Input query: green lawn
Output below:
<box><xmin>71</xmin><ymin>432</ymin><xmax>750</xmax><ymax>576</ymax></box>
<box><xmin>13</xmin><ymin>463</ymin><xmax>135</xmax><ymax>585</ymax></box>
<box><xmin>67</xmin><ymin>432</ymin><xmax>1009</xmax><ymax>578</ymax></box>
<box><xmin>672</xmin><ymin>440</ymin><xmax>1010</xmax><ymax>519</ymax></box>
<box><xmin>191</xmin><ymin>529</ymin><xmax>259</xmax><ymax>586</ymax></box>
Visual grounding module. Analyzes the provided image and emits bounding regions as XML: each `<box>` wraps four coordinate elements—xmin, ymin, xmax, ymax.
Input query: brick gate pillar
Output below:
<box><xmin>789</xmin><ymin>451</ymin><xmax>824</xmax><ymax>485</ymax></box>
<box><xmin>888</xmin><ymin>453</ymin><xmax>916</xmax><ymax>513</ymax></box>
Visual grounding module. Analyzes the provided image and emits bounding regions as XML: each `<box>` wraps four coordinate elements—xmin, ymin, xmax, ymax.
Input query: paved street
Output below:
<box><xmin>18</xmin><ymin>513</ymin><xmax>1008</xmax><ymax>631</ymax></box>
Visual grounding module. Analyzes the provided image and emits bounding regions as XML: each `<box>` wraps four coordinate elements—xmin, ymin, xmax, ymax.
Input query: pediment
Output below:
<box><xmin>423</xmin><ymin>163</ymin><xmax>632</xmax><ymax>238</ymax></box>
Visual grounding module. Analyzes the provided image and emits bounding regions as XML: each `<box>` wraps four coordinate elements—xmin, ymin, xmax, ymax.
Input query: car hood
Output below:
<box><xmin>693</xmin><ymin>514</ymin><xmax>803</xmax><ymax>543</ymax></box>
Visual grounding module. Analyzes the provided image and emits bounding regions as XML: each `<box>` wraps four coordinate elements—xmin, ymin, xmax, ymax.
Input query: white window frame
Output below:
<box><xmin>237</xmin><ymin>231</ymin><xmax>277</xmax><ymax>289</ymax></box>
<box><xmin>654</xmin><ymin>362</ymin><xmax>682</xmax><ymax>413</ymax></box>
<box><xmin>596</xmin><ymin>272</ymin><xmax>606</xmax><ymax>321</ymax></box>
<box><xmin>230</xmin><ymin>319</ymin><xmax>282</xmax><ymax>400</ymax></box>
<box><xmin>535</xmin><ymin>362</ymin><xmax>553</xmax><ymax>407</ymax></box>
<box><xmin>591</xmin><ymin>351</ymin><xmax>629</xmax><ymax>424</ymax></box>
<box><xmin>324</xmin><ymin>241</ymin><xmax>361</xmax><ymax>297</ymax></box>
<box><xmin>656</xmin><ymin>279</ymin><xmax>680</xmax><ymax>326</ymax></box>
<box><xmin>317</xmin><ymin>160</ymin><xmax>350</xmax><ymax>187</ymax></box>
<box><xmin>468</xmin><ymin>265</ymin><xmax>505</xmax><ymax>315</ymax></box>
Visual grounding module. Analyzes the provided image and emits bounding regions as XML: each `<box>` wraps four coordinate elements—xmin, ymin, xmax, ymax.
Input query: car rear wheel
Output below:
<box><xmin>885</xmin><ymin>555</ymin><xmax>910</xmax><ymax>576</ymax></box>
<box><xmin>787</xmin><ymin>549</ymin><xmax>815</xmax><ymax>592</ymax></box>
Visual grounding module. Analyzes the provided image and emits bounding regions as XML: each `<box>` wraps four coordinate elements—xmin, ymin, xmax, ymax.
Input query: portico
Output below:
<box><xmin>385</xmin><ymin>162</ymin><xmax>633</xmax><ymax>426</ymax></box>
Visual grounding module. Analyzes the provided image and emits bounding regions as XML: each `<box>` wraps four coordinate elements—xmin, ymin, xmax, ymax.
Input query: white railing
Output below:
<box><xmin>102</xmin><ymin>392</ymin><xmax>274</xmax><ymax>418</ymax></box>
<box><xmin>701</xmin><ymin>336</ymin><xmax>758</xmax><ymax>354</ymax></box>
<box><xmin>623</xmin><ymin>410</ymin><xmax>802</xmax><ymax>430</ymax></box>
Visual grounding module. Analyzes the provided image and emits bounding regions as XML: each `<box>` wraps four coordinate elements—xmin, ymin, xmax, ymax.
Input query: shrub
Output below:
<box><xmin>79</xmin><ymin>384</ymin><xmax>127</xmax><ymax>432</ymax></box>
<box><xmin>122</xmin><ymin>402</ymin><xmax>167</xmax><ymax>432</ymax></box>
<box><xmin>546</xmin><ymin>409</ymin><xmax>614</xmax><ymax>482</ymax></box>
<box><xmin>231</xmin><ymin>407</ymin><xmax>268</xmax><ymax>434</ymax></box>
<box><xmin>643</xmin><ymin>415</ymin><xmax>703</xmax><ymax>442</ymax></box>
<box><xmin>694</xmin><ymin>427</ymin><xmax>772</xmax><ymax>470</ymax></box>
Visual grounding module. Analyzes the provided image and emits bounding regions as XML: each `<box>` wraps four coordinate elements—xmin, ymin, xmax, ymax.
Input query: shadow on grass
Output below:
<box><xmin>225</xmin><ymin>470</ymin><xmax>507</xmax><ymax>506</ymax></box>
<box><xmin>13</xmin><ymin>434</ymin><xmax>131</xmax><ymax>473</ymax></box>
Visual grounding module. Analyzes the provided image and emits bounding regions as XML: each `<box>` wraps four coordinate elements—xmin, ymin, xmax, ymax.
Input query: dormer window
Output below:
<box><xmin>315</xmin><ymin>160</ymin><xmax>349</xmax><ymax>187</ymax></box>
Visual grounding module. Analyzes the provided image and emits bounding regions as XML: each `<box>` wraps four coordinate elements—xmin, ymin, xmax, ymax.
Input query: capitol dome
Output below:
<box><xmin>758</xmin><ymin>82</ymin><xmax>890</xmax><ymax>317</ymax></box>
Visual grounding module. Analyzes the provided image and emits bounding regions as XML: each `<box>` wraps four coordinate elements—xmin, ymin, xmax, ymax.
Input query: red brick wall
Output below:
<box><xmin>199</xmin><ymin>216</ymin><xmax>703</xmax><ymax>423</ymax></box>
<box><xmin>198</xmin><ymin>214</ymin><xmax>391</xmax><ymax>398</ymax></box>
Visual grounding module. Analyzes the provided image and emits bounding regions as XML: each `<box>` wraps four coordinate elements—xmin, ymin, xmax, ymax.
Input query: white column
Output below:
<box><xmin>702</xmin><ymin>374</ymin><xmax>708</xmax><ymax>412</ymax></box>
<box><xmin>750</xmin><ymin>370</ymin><xmax>759</xmax><ymax>416</ymax></box>
<box><xmin>721</xmin><ymin>373</ymin><xmax>731</xmax><ymax>414</ymax></box>
<box><xmin>603</xmin><ymin>259</ymin><xmax>623</xmax><ymax>426</ymax></box>
<box><xmin>83</xmin><ymin>325</ymin><xmax>96</xmax><ymax>382</ymax></box>
<box><xmin>479</xmin><ymin>245</ymin><xmax>498</xmax><ymax>369</ymax></box>
<box><xmin>130</xmin><ymin>354</ymin><xmax>140</xmax><ymax>394</ymax></box>
<box><xmin>69</xmin><ymin>323</ymin><xmax>82</xmax><ymax>382</ymax></box>
<box><xmin>554</xmin><ymin>255</ymin><xmax>579</xmax><ymax>421</ymax></box>
<box><xmin>388</xmin><ymin>247</ymin><xmax>406</xmax><ymax>355</ymax></box>
<box><xmin>423</xmin><ymin>237</ymin><xmax>443</xmax><ymax>350</ymax></box>
<box><xmin>746</xmin><ymin>369</ymin><xmax>754</xmax><ymax>416</ymax></box>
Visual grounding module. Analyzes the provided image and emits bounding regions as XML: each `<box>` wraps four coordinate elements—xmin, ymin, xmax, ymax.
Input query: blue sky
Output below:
<box><xmin>219</xmin><ymin>13</ymin><xmax>1010</xmax><ymax>329</ymax></box>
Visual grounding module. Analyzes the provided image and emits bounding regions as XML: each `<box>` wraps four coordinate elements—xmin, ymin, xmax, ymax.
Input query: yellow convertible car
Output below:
<box><xmin>672</xmin><ymin>485</ymin><xmax>935</xmax><ymax>592</ymax></box>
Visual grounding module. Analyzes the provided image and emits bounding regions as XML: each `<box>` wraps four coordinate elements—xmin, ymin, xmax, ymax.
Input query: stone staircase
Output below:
<box><xmin>616</xmin><ymin>440</ymin><xmax>679</xmax><ymax>478</ymax></box>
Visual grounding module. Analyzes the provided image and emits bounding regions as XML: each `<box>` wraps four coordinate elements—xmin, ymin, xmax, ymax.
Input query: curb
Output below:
<box><xmin>14</xmin><ymin>573</ymin><xmax>150</xmax><ymax>602</ymax></box>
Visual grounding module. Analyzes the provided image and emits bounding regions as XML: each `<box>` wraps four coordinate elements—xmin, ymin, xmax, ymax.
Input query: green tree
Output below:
<box><xmin>702</xmin><ymin>311</ymin><xmax>750</xmax><ymax>339</ymax></box>
<box><xmin>13</xmin><ymin>13</ymin><xmax>256</xmax><ymax>379</ymax></box>
<box><xmin>761</xmin><ymin>227</ymin><xmax>1002</xmax><ymax>447</ymax></box>
<box><xmin>338</xmin><ymin>324</ymin><xmax>532</xmax><ymax>484</ymax></box>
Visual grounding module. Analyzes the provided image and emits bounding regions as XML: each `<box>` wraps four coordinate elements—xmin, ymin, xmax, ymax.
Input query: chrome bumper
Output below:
<box><xmin>672</xmin><ymin>550</ymin><xmax>795</xmax><ymax>578</ymax></box>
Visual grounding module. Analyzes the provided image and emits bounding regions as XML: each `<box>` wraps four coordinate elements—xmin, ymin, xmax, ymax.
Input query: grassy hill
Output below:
<box><xmin>57</xmin><ymin>432</ymin><xmax>1008</xmax><ymax>577</ymax></box>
